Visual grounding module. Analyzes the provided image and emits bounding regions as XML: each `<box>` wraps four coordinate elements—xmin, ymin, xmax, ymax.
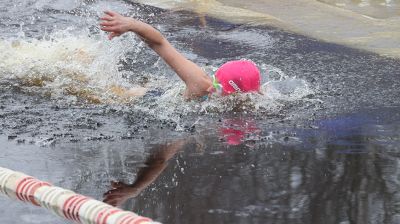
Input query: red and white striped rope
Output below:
<box><xmin>0</xmin><ymin>167</ymin><xmax>159</xmax><ymax>224</ymax></box>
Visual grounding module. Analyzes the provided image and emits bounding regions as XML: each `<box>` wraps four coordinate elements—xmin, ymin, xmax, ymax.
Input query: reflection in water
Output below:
<box><xmin>191</xmin><ymin>0</ymin><xmax>214</xmax><ymax>27</ymax></box>
<box><xmin>318</xmin><ymin>0</ymin><xmax>400</xmax><ymax>18</ymax></box>
<box><xmin>0</xmin><ymin>104</ymin><xmax>399</xmax><ymax>224</ymax></box>
<box><xmin>219</xmin><ymin>118</ymin><xmax>261</xmax><ymax>145</ymax></box>
<box><xmin>99</xmin><ymin>108</ymin><xmax>400</xmax><ymax>224</ymax></box>
<box><xmin>103</xmin><ymin>118</ymin><xmax>261</xmax><ymax>207</ymax></box>
<box><xmin>139</xmin><ymin>0</ymin><xmax>400</xmax><ymax>58</ymax></box>
<box><xmin>103</xmin><ymin>139</ymin><xmax>188</xmax><ymax>207</ymax></box>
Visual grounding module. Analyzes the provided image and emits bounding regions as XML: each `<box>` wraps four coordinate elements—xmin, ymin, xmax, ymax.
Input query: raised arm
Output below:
<box><xmin>100</xmin><ymin>11</ymin><xmax>212</xmax><ymax>99</ymax></box>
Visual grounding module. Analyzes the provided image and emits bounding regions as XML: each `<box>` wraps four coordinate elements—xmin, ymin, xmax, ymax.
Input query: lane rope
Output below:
<box><xmin>0</xmin><ymin>166</ymin><xmax>160</xmax><ymax>224</ymax></box>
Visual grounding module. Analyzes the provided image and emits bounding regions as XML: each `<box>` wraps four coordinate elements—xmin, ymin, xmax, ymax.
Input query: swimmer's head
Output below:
<box><xmin>213</xmin><ymin>60</ymin><xmax>261</xmax><ymax>95</ymax></box>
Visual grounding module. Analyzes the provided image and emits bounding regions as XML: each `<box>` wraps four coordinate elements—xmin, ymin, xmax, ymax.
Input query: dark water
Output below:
<box><xmin>0</xmin><ymin>0</ymin><xmax>400</xmax><ymax>224</ymax></box>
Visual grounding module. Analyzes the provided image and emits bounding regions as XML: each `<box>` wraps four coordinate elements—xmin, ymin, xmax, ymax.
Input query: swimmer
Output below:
<box><xmin>100</xmin><ymin>11</ymin><xmax>261</xmax><ymax>100</ymax></box>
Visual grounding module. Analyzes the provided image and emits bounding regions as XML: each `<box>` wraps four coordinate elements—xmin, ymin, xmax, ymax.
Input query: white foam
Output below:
<box><xmin>0</xmin><ymin>28</ymin><xmax>148</xmax><ymax>103</ymax></box>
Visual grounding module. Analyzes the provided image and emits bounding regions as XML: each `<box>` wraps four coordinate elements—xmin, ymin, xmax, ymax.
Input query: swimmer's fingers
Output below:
<box><xmin>104</xmin><ymin>199</ymin><xmax>119</xmax><ymax>207</ymax></box>
<box><xmin>100</xmin><ymin>16</ymin><xmax>121</xmax><ymax>40</ymax></box>
<box><xmin>100</xmin><ymin>26</ymin><xmax>123</xmax><ymax>40</ymax></box>
<box><xmin>108</xmin><ymin>32</ymin><xmax>121</xmax><ymax>40</ymax></box>
<box><xmin>100</xmin><ymin>15</ymin><xmax>113</xmax><ymax>21</ymax></box>
<box><xmin>111</xmin><ymin>180</ymin><xmax>128</xmax><ymax>188</ymax></box>
<box><xmin>101</xmin><ymin>26</ymin><xmax>119</xmax><ymax>32</ymax></box>
<box><xmin>103</xmin><ymin>188</ymin><xmax>119</xmax><ymax>197</ymax></box>
<box><xmin>101</xmin><ymin>11</ymin><xmax>122</xmax><ymax>22</ymax></box>
<box><xmin>104</xmin><ymin>10</ymin><xmax>119</xmax><ymax>17</ymax></box>
<box><xmin>100</xmin><ymin>21</ymin><xmax>117</xmax><ymax>27</ymax></box>
<box><xmin>100</xmin><ymin>10</ymin><xmax>135</xmax><ymax>40</ymax></box>
<box><xmin>103</xmin><ymin>193</ymin><xmax>122</xmax><ymax>207</ymax></box>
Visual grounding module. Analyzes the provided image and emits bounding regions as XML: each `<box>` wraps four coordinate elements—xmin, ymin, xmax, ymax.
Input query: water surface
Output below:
<box><xmin>0</xmin><ymin>0</ymin><xmax>400</xmax><ymax>223</ymax></box>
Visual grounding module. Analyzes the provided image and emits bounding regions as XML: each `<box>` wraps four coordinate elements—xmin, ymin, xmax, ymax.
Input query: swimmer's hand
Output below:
<box><xmin>103</xmin><ymin>181</ymin><xmax>142</xmax><ymax>207</ymax></box>
<box><xmin>100</xmin><ymin>10</ymin><xmax>212</xmax><ymax>99</ymax></box>
<box><xmin>100</xmin><ymin>10</ymin><xmax>136</xmax><ymax>40</ymax></box>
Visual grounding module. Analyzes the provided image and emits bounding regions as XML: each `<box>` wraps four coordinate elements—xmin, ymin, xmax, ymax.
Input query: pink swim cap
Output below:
<box><xmin>214</xmin><ymin>60</ymin><xmax>261</xmax><ymax>95</ymax></box>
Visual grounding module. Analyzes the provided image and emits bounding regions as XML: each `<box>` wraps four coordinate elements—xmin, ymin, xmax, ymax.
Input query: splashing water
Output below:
<box><xmin>0</xmin><ymin>0</ymin><xmax>318</xmax><ymax>124</ymax></box>
<box><xmin>0</xmin><ymin>28</ymin><xmax>152</xmax><ymax>103</ymax></box>
<box><xmin>0</xmin><ymin>28</ymin><xmax>316</xmax><ymax>119</ymax></box>
<box><xmin>133</xmin><ymin>64</ymin><xmax>316</xmax><ymax>125</ymax></box>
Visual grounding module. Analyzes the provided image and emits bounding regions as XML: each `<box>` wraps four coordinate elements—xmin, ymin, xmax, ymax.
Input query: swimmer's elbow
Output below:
<box><xmin>146</xmin><ymin>33</ymin><xmax>166</xmax><ymax>49</ymax></box>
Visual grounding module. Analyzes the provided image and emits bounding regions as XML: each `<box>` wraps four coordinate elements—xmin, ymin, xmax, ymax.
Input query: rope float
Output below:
<box><xmin>0</xmin><ymin>167</ymin><xmax>159</xmax><ymax>224</ymax></box>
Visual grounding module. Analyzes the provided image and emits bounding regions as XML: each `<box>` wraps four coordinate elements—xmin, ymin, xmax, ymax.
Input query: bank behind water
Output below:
<box><xmin>133</xmin><ymin>0</ymin><xmax>400</xmax><ymax>58</ymax></box>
